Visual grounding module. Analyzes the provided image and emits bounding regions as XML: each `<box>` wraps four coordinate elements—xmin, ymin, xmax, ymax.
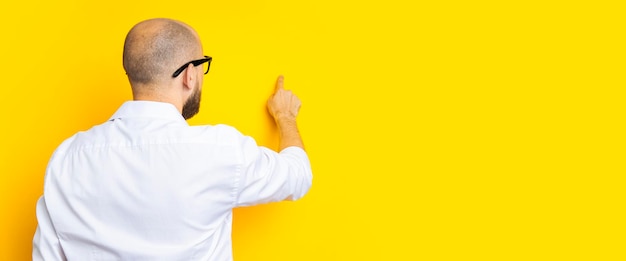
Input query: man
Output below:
<box><xmin>33</xmin><ymin>18</ymin><xmax>312</xmax><ymax>260</ymax></box>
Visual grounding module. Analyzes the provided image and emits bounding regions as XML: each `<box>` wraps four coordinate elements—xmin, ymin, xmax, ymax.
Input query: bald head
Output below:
<box><xmin>123</xmin><ymin>18</ymin><xmax>202</xmax><ymax>87</ymax></box>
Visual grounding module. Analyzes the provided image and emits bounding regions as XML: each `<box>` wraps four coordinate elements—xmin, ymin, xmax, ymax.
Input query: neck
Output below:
<box><xmin>132</xmin><ymin>88</ymin><xmax>184</xmax><ymax>114</ymax></box>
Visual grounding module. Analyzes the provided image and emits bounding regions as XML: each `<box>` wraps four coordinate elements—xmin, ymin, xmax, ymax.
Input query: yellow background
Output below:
<box><xmin>1</xmin><ymin>0</ymin><xmax>624</xmax><ymax>260</ymax></box>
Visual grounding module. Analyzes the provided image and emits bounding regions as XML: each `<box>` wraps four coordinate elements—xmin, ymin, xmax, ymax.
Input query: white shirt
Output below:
<box><xmin>33</xmin><ymin>101</ymin><xmax>312</xmax><ymax>261</ymax></box>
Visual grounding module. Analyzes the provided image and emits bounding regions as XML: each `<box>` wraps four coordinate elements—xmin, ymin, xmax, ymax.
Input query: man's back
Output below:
<box><xmin>34</xmin><ymin>18</ymin><xmax>311</xmax><ymax>261</ymax></box>
<box><xmin>34</xmin><ymin>101</ymin><xmax>312</xmax><ymax>260</ymax></box>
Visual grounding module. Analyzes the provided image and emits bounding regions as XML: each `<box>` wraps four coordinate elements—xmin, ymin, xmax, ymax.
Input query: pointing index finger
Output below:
<box><xmin>275</xmin><ymin>75</ymin><xmax>284</xmax><ymax>91</ymax></box>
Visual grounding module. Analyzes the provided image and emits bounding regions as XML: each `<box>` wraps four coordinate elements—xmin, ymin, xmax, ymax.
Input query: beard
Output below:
<box><xmin>182</xmin><ymin>85</ymin><xmax>201</xmax><ymax>120</ymax></box>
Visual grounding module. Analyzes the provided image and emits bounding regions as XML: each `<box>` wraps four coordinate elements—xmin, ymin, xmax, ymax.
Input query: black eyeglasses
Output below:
<box><xmin>172</xmin><ymin>56</ymin><xmax>212</xmax><ymax>78</ymax></box>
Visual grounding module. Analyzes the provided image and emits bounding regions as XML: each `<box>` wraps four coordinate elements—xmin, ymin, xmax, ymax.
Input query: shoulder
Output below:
<box><xmin>53</xmin><ymin>135</ymin><xmax>78</xmax><ymax>155</ymax></box>
<box><xmin>212</xmin><ymin>124</ymin><xmax>243</xmax><ymax>137</ymax></box>
<box><xmin>188</xmin><ymin>124</ymin><xmax>251</xmax><ymax>145</ymax></box>
<box><xmin>58</xmin><ymin>121</ymin><xmax>114</xmax><ymax>149</ymax></box>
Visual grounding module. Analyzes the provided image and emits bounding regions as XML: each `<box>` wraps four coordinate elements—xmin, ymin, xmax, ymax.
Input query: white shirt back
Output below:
<box><xmin>33</xmin><ymin>101</ymin><xmax>312</xmax><ymax>261</ymax></box>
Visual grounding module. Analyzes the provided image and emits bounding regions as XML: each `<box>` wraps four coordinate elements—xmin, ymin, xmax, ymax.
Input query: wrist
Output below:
<box><xmin>274</xmin><ymin>113</ymin><xmax>297</xmax><ymax>124</ymax></box>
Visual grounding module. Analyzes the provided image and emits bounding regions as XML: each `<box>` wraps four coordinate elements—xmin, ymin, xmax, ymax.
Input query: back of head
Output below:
<box><xmin>123</xmin><ymin>18</ymin><xmax>201</xmax><ymax>89</ymax></box>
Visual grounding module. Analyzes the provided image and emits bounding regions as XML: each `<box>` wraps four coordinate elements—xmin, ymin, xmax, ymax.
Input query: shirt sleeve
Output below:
<box><xmin>33</xmin><ymin>196</ymin><xmax>66</xmax><ymax>261</ymax></box>
<box><xmin>235</xmin><ymin>136</ymin><xmax>313</xmax><ymax>207</ymax></box>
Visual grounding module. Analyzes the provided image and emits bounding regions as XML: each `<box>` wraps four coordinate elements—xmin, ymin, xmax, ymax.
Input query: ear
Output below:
<box><xmin>181</xmin><ymin>63</ymin><xmax>196</xmax><ymax>92</ymax></box>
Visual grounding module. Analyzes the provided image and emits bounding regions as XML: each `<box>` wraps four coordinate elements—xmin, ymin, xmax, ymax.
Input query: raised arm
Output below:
<box><xmin>267</xmin><ymin>75</ymin><xmax>305</xmax><ymax>151</ymax></box>
<box><xmin>235</xmin><ymin>76</ymin><xmax>310</xmax><ymax>206</ymax></box>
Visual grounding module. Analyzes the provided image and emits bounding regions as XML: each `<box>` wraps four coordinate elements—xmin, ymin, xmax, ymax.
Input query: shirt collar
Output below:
<box><xmin>109</xmin><ymin>101</ymin><xmax>187</xmax><ymax>124</ymax></box>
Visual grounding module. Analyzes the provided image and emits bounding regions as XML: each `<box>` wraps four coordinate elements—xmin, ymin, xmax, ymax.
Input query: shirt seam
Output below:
<box><xmin>63</xmin><ymin>139</ymin><xmax>221</xmax><ymax>152</ymax></box>
<box><xmin>231</xmin><ymin>147</ymin><xmax>243</xmax><ymax>208</ymax></box>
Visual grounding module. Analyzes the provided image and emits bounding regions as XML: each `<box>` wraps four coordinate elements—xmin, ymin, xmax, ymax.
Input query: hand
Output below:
<box><xmin>267</xmin><ymin>75</ymin><xmax>301</xmax><ymax>123</ymax></box>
